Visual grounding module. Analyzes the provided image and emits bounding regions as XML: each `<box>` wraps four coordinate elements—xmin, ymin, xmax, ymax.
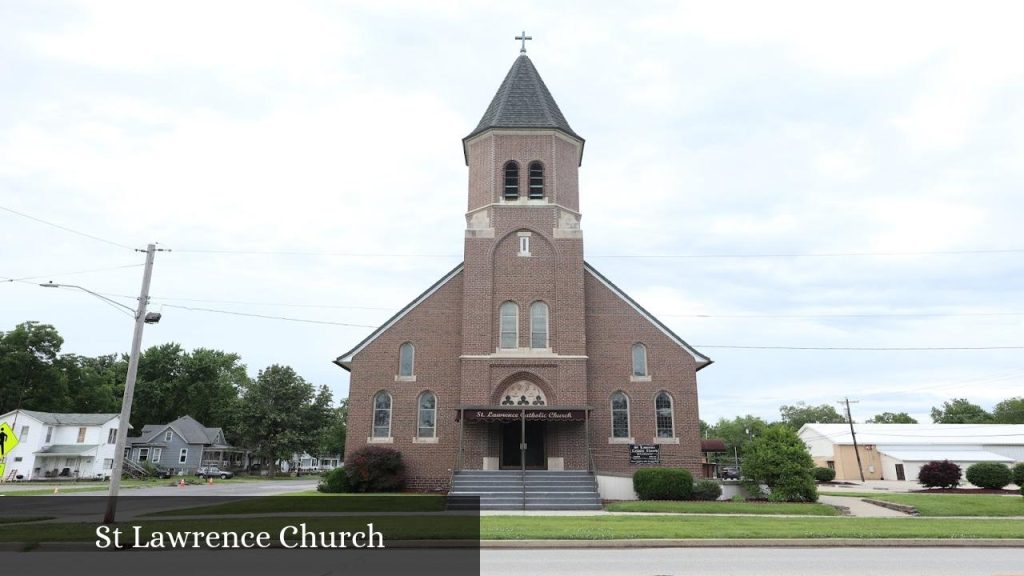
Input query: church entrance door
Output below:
<box><xmin>499</xmin><ymin>421</ymin><xmax>546</xmax><ymax>469</ymax></box>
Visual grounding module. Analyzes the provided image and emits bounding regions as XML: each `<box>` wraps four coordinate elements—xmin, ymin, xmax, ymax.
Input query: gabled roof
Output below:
<box><xmin>464</xmin><ymin>54</ymin><xmax>583</xmax><ymax>145</ymax></box>
<box><xmin>799</xmin><ymin>423</ymin><xmax>1024</xmax><ymax>446</ymax></box>
<box><xmin>333</xmin><ymin>262</ymin><xmax>712</xmax><ymax>371</ymax></box>
<box><xmin>8</xmin><ymin>409</ymin><xmax>119</xmax><ymax>426</ymax></box>
<box><xmin>334</xmin><ymin>263</ymin><xmax>464</xmax><ymax>370</ymax></box>
<box><xmin>132</xmin><ymin>415</ymin><xmax>226</xmax><ymax>446</ymax></box>
<box><xmin>584</xmin><ymin>263</ymin><xmax>713</xmax><ymax>370</ymax></box>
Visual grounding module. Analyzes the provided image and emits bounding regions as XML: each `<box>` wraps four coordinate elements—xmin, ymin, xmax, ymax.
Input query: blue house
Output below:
<box><xmin>127</xmin><ymin>415</ymin><xmax>244</xmax><ymax>474</ymax></box>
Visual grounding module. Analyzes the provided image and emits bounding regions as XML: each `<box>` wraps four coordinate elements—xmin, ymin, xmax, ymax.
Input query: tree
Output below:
<box><xmin>741</xmin><ymin>425</ymin><xmax>818</xmax><ymax>502</ymax></box>
<box><xmin>55</xmin><ymin>353</ymin><xmax>125</xmax><ymax>413</ymax></box>
<box><xmin>778</xmin><ymin>401</ymin><xmax>846</xmax><ymax>430</ymax></box>
<box><xmin>132</xmin><ymin>344</ymin><xmax>249</xmax><ymax>437</ymax></box>
<box><xmin>0</xmin><ymin>322</ymin><xmax>67</xmax><ymax>413</ymax></box>
<box><xmin>708</xmin><ymin>415</ymin><xmax>770</xmax><ymax>456</ymax></box>
<box><xmin>237</xmin><ymin>365</ymin><xmax>331</xmax><ymax>476</ymax></box>
<box><xmin>992</xmin><ymin>397</ymin><xmax>1024</xmax><ymax>424</ymax></box>
<box><xmin>866</xmin><ymin>411</ymin><xmax>918</xmax><ymax>424</ymax></box>
<box><xmin>930</xmin><ymin>398</ymin><xmax>992</xmax><ymax>424</ymax></box>
<box><xmin>318</xmin><ymin>399</ymin><xmax>348</xmax><ymax>458</ymax></box>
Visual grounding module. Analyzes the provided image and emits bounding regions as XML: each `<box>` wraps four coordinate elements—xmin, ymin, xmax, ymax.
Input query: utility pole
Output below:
<box><xmin>839</xmin><ymin>397</ymin><xmax>865</xmax><ymax>482</ymax></box>
<box><xmin>104</xmin><ymin>243</ymin><xmax>160</xmax><ymax>524</ymax></box>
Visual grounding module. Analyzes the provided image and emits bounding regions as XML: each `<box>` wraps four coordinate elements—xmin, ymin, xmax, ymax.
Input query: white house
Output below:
<box><xmin>1</xmin><ymin>409</ymin><xmax>123</xmax><ymax>481</ymax></box>
<box><xmin>279</xmin><ymin>452</ymin><xmax>342</xmax><ymax>473</ymax></box>
<box><xmin>799</xmin><ymin>423</ymin><xmax>1024</xmax><ymax>483</ymax></box>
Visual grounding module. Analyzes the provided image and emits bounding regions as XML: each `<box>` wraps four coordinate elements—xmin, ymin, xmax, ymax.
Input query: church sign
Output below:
<box><xmin>629</xmin><ymin>444</ymin><xmax>661</xmax><ymax>464</ymax></box>
<box><xmin>461</xmin><ymin>409</ymin><xmax>587</xmax><ymax>423</ymax></box>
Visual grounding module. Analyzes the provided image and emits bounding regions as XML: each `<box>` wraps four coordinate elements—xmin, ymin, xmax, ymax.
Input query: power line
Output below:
<box><xmin>1</xmin><ymin>263</ymin><xmax>145</xmax><ymax>283</ymax></box>
<box><xmin>697</xmin><ymin>345</ymin><xmax>1024</xmax><ymax>351</ymax></box>
<box><xmin>168</xmin><ymin>246</ymin><xmax>1024</xmax><ymax>259</ymax></box>
<box><xmin>160</xmin><ymin>304</ymin><xmax>378</xmax><ymax>328</ymax></box>
<box><xmin>78</xmin><ymin>291</ymin><xmax>1024</xmax><ymax>320</ymax></box>
<box><xmin>0</xmin><ymin>205</ymin><xmax>136</xmax><ymax>251</ymax></box>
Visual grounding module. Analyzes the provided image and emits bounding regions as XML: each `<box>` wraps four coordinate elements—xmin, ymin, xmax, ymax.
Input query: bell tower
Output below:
<box><xmin>460</xmin><ymin>48</ymin><xmax>588</xmax><ymax>407</ymax></box>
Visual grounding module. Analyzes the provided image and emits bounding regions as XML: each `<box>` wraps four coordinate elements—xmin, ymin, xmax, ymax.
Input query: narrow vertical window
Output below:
<box><xmin>152</xmin><ymin>447</ymin><xmax>162</xmax><ymax>462</ymax></box>
<box><xmin>656</xmin><ymin>392</ymin><xmax>674</xmax><ymax>438</ymax></box>
<box><xmin>77</xmin><ymin>427</ymin><xmax>86</xmax><ymax>443</ymax></box>
<box><xmin>20</xmin><ymin>426</ymin><xmax>29</xmax><ymax>440</ymax></box>
<box><xmin>138</xmin><ymin>448</ymin><xmax>150</xmax><ymax>462</ymax></box>
<box><xmin>108</xmin><ymin>428</ymin><xmax>118</xmax><ymax>444</ymax></box>
<box><xmin>499</xmin><ymin>301</ymin><xmax>519</xmax><ymax>349</ymax></box>
<box><xmin>611</xmin><ymin>392</ymin><xmax>630</xmax><ymax>438</ymax></box>
<box><xmin>503</xmin><ymin>161</ymin><xmax>520</xmax><ymax>200</ymax></box>
<box><xmin>164</xmin><ymin>430</ymin><xmax>173</xmax><ymax>442</ymax></box>
<box><xmin>530</xmin><ymin>301</ymin><xmax>549</xmax><ymax>349</ymax></box>
<box><xmin>632</xmin><ymin>343</ymin><xmax>648</xmax><ymax>377</ymax></box>
<box><xmin>418</xmin><ymin>392</ymin><xmax>437</xmax><ymax>438</ymax></box>
<box><xmin>373</xmin><ymin>391</ymin><xmax>392</xmax><ymax>438</ymax></box>
<box><xmin>398</xmin><ymin>342</ymin><xmax>415</xmax><ymax>377</ymax></box>
<box><xmin>179</xmin><ymin>448</ymin><xmax>188</xmax><ymax>464</ymax></box>
<box><xmin>45</xmin><ymin>426</ymin><xmax>53</xmax><ymax>443</ymax></box>
<box><xmin>528</xmin><ymin>161</ymin><xmax>544</xmax><ymax>199</ymax></box>
<box><xmin>518</xmin><ymin>234</ymin><xmax>530</xmax><ymax>256</ymax></box>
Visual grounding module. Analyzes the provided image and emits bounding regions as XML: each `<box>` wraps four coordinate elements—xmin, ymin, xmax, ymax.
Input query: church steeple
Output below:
<box><xmin>464</xmin><ymin>54</ymin><xmax>583</xmax><ymax>145</ymax></box>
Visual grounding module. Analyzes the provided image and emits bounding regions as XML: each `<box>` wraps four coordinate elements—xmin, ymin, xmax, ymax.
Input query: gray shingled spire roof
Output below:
<box><xmin>465</xmin><ymin>54</ymin><xmax>582</xmax><ymax>142</ymax></box>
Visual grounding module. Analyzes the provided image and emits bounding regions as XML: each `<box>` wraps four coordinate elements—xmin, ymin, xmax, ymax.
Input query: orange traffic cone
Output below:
<box><xmin>178</xmin><ymin>478</ymin><xmax>185</xmax><ymax>488</ymax></box>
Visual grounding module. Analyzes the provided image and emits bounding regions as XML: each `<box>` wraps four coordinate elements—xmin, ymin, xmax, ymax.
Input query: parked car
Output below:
<box><xmin>195</xmin><ymin>466</ymin><xmax>234</xmax><ymax>480</ymax></box>
<box><xmin>720</xmin><ymin>466</ymin><xmax>740</xmax><ymax>480</ymax></box>
<box><xmin>153</xmin><ymin>465</ymin><xmax>172</xmax><ymax>479</ymax></box>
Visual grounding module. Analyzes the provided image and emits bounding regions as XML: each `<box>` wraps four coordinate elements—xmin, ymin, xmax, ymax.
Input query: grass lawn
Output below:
<box><xmin>479</xmin><ymin>515</ymin><xmax>1024</xmax><ymax>539</ymax></box>
<box><xmin>0</xmin><ymin>515</ymin><xmax>1022</xmax><ymax>542</ymax></box>
<box><xmin>819</xmin><ymin>492</ymin><xmax>1024</xmax><ymax>517</ymax></box>
<box><xmin>606</xmin><ymin>500</ymin><xmax>838</xmax><ymax>516</ymax></box>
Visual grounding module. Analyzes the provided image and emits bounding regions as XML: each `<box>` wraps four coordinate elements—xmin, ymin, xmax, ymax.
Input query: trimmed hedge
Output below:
<box><xmin>317</xmin><ymin>467</ymin><xmax>351</xmax><ymax>493</ymax></box>
<box><xmin>918</xmin><ymin>460</ymin><xmax>961</xmax><ymax>489</ymax></box>
<box><xmin>1011</xmin><ymin>462</ymin><xmax>1024</xmax><ymax>488</ymax></box>
<box><xmin>813</xmin><ymin>467</ymin><xmax>836</xmax><ymax>483</ymax></box>
<box><xmin>346</xmin><ymin>446</ymin><xmax>407</xmax><ymax>493</ymax></box>
<box><xmin>965</xmin><ymin>462</ymin><xmax>1012</xmax><ymax>489</ymax></box>
<box><xmin>633</xmin><ymin>468</ymin><xmax>694</xmax><ymax>500</ymax></box>
<box><xmin>691</xmin><ymin>479</ymin><xmax>722</xmax><ymax>501</ymax></box>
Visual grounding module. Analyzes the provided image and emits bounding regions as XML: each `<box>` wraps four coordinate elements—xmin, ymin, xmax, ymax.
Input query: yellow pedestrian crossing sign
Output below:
<box><xmin>0</xmin><ymin>422</ymin><xmax>18</xmax><ymax>458</ymax></box>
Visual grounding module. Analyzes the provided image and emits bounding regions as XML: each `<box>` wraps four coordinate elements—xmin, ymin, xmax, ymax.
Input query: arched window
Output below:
<box><xmin>398</xmin><ymin>342</ymin><xmax>415</xmax><ymax>377</ymax></box>
<box><xmin>655</xmin><ymin>392</ymin><xmax>674</xmax><ymax>438</ymax></box>
<box><xmin>528</xmin><ymin>161</ymin><xmax>544</xmax><ymax>199</ymax></box>
<box><xmin>372</xmin><ymin>391</ymin><xmax>392</xmax><ymax>438</ymax></box>
<box><xmin>611</xmin><ymin>391</ymin><xmax>630</xmax><ymax>438</ymax></box>
<box><xmin>417</xmin><ymin>391</ymin><xmax>436</xmax><ymax>438</ymax></box>
<box><xmin>530</xmin><ymin>301</ymin><xmax>549</xmax><ymax>349</ymax></box>
<box><xmin>503</xmin><ymin>161</ymin><xmax>520</xmax><ymax>200</ymax></box>
<box><xmin>632</xmin><ymin>343</ymin><xmax>648</xmax><ymax>377</ymax></box>
<box><xmin>499</xmin><ymin>301</ymin><xmax>519</xmax><ymax>349</ymax></box>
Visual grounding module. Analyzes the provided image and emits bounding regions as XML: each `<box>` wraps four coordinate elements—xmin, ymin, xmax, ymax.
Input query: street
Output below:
<box><xmin>480</xmin><ymin>547</ymin><xmax>1024</xmax><ymax>576</ymax></box>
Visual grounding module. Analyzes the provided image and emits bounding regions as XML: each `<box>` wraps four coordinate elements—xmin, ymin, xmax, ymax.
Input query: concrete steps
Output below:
<box><xmin>448</xmin><ymin>470</ymin><xmax>602</xmax><ymax>510</ymax></box>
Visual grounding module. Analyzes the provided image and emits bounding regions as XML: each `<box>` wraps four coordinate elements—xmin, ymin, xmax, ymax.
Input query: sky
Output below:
<box><xmin>1</xmin><ymin>1</ymin><xmax>1022</xmax><ymax>425</ymax></box>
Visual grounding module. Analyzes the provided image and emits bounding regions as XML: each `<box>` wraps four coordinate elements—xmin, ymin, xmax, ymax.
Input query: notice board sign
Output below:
<box><xmin>629</xmin><ymin>444</ymin><xmax>660</xmax><ymax>464</ymax></box>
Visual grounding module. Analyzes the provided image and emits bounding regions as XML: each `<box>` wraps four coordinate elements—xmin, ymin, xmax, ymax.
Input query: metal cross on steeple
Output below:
<box><xmin>516</xmin><ymin>31</ymin><xmax>532</xmax><ymax>54</ymax></box>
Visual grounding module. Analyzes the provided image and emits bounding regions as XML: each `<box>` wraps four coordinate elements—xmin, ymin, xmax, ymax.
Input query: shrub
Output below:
<box><xmin>741</xmin><ymin>425</ymin><xmax>818</xmax><ymax>502</ymax></box>
<box><xmin>633</xmin><ymin>468</ymin><xmax>694</xmax><ymax>500</ymax></box>
<box><xmin>691</xmin><ymin>479</ymin><xmax>722</xmax><ymax>501</ymax></box>
<box><xmin>965</xmin><ymin>462</ymin><xmax>1012</xmax><ymax>489</ymax></box>
<box><xmin>346</xmin><ymin>446</ymin><xmax>406</xmax><ymax>493</ymax></box>
<box><xmin>1011</xmin><ymin>462</ymin><xmax>1024</xmax><ymax>488</ymax></box>
<box><xmin>813</xmin><ymin>467</ymin><xmax>836</xmax><ymax>483</ymax></box>
<box><xmin>317</xmin><ymin>467</ymin><xmax>351</xmax><ymax>493</ymax></box>
<box><xmin>918</xmin><ymin>460</ymin><xmax>962</xmax><ymax>489</ymax></box>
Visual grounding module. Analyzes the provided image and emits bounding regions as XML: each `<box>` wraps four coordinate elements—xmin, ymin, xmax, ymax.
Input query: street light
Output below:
<box><xmin>39</xmin><ymin>243</ymin><xmax>160</xmax><ymax>523</ymax></box>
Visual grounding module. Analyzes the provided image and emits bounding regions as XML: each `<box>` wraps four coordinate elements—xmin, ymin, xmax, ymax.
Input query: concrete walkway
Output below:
<box><xmin>818</xmin><ymin>494</ymin><xmax>910</xmax><ymax>517</ymax></box>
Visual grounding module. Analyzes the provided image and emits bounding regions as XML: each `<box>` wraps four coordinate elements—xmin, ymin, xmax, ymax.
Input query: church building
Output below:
<box><xmin>336</xmin><ymin>46</ymin><xmax>711</xmax><ymax>506</ymax></box>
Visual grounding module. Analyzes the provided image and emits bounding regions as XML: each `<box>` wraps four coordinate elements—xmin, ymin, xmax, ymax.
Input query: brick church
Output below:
<box><xmin>336</xmin><ymin>47</ymin><xmax>711</xmax><ymax>503</ymax></box>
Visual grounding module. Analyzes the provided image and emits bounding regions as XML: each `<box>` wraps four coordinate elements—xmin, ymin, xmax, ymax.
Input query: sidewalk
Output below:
<box><xmin>817</xmin><ymin>495</ymin><xmax>909</xmax><ymax>517</ymax></box>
